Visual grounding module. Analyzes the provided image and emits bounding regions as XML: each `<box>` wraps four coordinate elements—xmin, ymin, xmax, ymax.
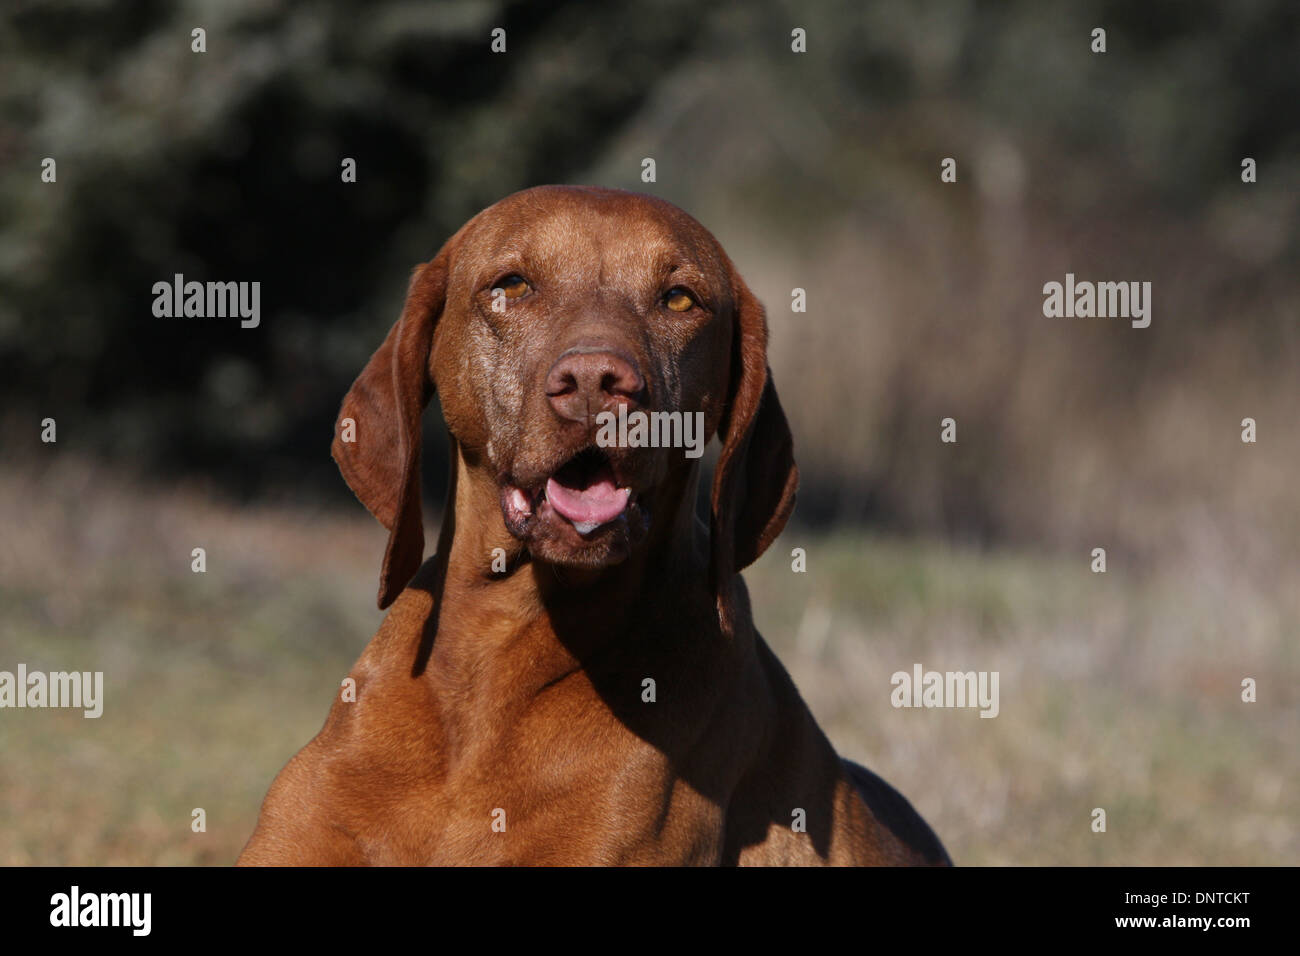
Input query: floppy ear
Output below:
<box><xmin>709</xmin><ymin>269</ymin><xmax>799</xmax><ymax>636</ymax></box>
<box><xmin>332</xmin><ymin>255</ymin><xmax>449</xmax><ymax>609</ymax></box>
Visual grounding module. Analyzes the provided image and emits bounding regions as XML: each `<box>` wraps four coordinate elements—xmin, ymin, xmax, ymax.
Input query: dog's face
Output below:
<box><xmin>333</xmin><ymin>185</ymin><xmax>797</xmax><ymax>619</ymax></box>
<box><xmin>429</xmin><ymin>186</ymin><xmax>734</xmax><ymax>568</ymax></box>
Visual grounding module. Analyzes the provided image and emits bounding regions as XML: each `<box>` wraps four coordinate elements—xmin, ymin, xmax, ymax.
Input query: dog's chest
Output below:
<box><xmin>350</xmin><ymin>671</ymin><xmax>729</xmax><ymax>864</ymax></box>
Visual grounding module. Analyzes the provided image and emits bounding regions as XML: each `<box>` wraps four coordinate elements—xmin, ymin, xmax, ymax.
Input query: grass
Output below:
<box><xmin>1</xmin><ymin>462</ymin><xmax>1295</xmax><ymax>865</ymax></box>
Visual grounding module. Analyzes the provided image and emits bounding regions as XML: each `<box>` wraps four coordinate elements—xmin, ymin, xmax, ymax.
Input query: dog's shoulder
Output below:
<box><xmin>841</xmin><ymin>758</ymin><xmax>952</xmax><ymax>865</ymax></box>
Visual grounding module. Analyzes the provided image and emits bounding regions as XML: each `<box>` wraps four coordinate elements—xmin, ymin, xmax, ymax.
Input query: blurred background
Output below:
<box><xmin>1</xmin><ymin>0</ymin><xmax>1296</xmax><ymax>864</ymax></box>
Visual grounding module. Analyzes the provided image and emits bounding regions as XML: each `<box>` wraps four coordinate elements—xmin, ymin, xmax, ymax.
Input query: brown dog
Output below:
<box><xmin>238</xmin><ymin>185</ymin><xmax>949</xmax><ymax>866</ymax></box>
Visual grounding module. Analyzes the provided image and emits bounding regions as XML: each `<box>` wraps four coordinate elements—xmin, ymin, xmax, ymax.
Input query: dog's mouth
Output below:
<box><xmin>502</xmin><ymin>447</ymin><xmax>637</xmax><ymax>539</ymax></box>
<box><xmin>543</xmin><ymin>448</ymin><xmax>632</xmax><ymax>533</ymax></box>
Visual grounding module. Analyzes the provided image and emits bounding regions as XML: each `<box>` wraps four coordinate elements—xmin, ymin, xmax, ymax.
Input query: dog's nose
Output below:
<box><xmin>546</xmin><ymin>348</ymin><xmax>645</xmax><ymax>423</ymax></box>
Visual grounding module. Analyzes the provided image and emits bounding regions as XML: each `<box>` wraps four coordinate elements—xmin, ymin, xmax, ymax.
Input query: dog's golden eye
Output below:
<box><xmin>664</xmin><ymin>288</ymin><xmax>695</xmax><ymax>312</ymax></box>
<box><xmin>495</xmin><ymin>275</ymin><xmax>530</xmax><ymax>299</ymax></box>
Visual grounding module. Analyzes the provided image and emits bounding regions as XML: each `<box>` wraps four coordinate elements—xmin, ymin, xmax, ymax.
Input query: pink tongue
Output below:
<box><xmin>546</xmin><ymin>476</ymin><xmax>630</xmax><ymax>528</ymax></box>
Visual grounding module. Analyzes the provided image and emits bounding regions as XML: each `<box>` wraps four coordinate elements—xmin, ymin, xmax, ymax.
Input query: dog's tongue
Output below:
<box><xmin>546</xmin><ymin>475</ymin><xmax>630</xmax><ymax>530</ymax></box>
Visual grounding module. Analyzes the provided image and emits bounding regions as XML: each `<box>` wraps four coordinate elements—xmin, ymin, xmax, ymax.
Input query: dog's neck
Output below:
<box><xmin>418</xmin><ymin>448</ymin><xmax>720</xmax><ymax>693</ymax></box>
<box><xmin>388</xmin><ymin>446</ymin><xmax>764</xmax><ymax>800</ymax></box>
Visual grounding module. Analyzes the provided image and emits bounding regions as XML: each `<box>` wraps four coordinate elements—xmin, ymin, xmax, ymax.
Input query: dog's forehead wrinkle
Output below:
<box><xmin>475</xmin><ymin>196</ymin><xmax>716</xmax><ymax>286</ymax></box>
<box><xmin>482</xmin><ymin>344</ymin><xmax>523</xmax><ymax>415</ymax></box>
<box><xmin>656</xmin><ymin>339</ymin><xmax>684</xmax><ymax>408</ymax></box>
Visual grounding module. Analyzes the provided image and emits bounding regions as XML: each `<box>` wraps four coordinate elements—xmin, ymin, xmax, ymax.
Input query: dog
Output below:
<box><xmin>238</xmin><ymin>185</ymin><xmax>950</xmax><ymax>866</ymax></box>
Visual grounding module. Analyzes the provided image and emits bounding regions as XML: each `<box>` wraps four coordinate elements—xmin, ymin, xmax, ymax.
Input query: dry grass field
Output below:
<box><xmin>2</xmin><ymin>459</ymin><xmax>1294</xmax><ymax>865</ymax></box>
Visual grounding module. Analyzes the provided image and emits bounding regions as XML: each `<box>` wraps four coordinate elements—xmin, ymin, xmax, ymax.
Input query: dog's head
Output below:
<box><xmin>333</xmin><ymin>185</ymin><xmax>796</xmax><ymax>627</ymax></box>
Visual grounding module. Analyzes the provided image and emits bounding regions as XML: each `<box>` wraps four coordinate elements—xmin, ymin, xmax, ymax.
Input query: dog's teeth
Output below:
<box><xmin>572</xmin><ymin>520</ymin><xmax>599</xmax><ymax>535</ymax></box>
<box><xmin>510</xmin><ymin>488</ymin><xmax>531</xmax><ymax>515</ymax></box>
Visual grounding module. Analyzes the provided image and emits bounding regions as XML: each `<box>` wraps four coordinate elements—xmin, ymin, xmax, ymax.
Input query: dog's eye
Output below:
<box><xmin>494</xmin><ymin>275</ymin><xmax>531</xmax><ymax>299</ymax></box>
<box><xmin>664</xmin><ymin>288</ymin><xmax>695</xmax><ymax>312</ymax></box>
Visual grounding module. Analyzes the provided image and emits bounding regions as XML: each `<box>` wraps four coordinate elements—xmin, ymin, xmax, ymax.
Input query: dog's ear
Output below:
<box><xmin>332</xmin><ymin>254</ymin><xmax>449</xmax><ymax>609</ymax></box>
<box><xmin>709</xmin><ymin>266</ymin><xmax>798</xmax><ymax>636</ymax></box>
